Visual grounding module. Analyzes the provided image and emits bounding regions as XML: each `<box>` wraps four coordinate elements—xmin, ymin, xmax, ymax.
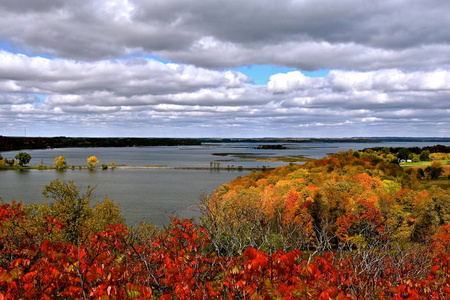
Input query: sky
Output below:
<box><xmin>0</xmin><ymin>0</ymin><xmax>449</xmax><ymax>138</ymax></box>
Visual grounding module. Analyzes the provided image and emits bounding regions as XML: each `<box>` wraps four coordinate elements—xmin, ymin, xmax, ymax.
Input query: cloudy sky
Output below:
<box><xmin>0</xmin><ymin>0</ymin><xmax>449</xmax><ymax>137</ymax></box>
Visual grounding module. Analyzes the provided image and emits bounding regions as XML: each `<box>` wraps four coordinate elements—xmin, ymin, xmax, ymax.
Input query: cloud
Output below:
<box><xmin>0</xmin><ymin>51</ymin><xmax>251</xmax><ymax>96</ymax></box>
<box><xmin>1</xmin><ymin>50</ymin><xmax>449</xmax><ymax>137</ymax></box>
<box><xmin>1</xmin><ymin>0</ymin><xmax>449</xmax><ymax>70</ymax></box>
<box><xmin>0</xmin><ymin>1</ymin><xmax>449</xmax><ymax>137</ymax></box>
<box><xmin>268</xmin><ymin>69</ymin><xmax>450</xmax><ymax>96</ymax></box>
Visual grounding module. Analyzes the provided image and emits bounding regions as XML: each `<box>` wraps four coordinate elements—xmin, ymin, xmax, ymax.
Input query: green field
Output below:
<box><xmin>400</xmin><ymin>160</ymin><xmax>448</xmax><ymax>167</ymax></box>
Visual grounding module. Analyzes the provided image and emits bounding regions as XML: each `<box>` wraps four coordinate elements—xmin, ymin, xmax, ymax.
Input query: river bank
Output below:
<box><xmin>0</xmin><ymin>164</ymin><xmax>276</xmax><ymax>172</ymax></box>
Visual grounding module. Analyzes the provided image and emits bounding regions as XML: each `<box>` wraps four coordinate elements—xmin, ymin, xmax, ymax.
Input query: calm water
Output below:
<box><xmin>1</xmin><ymin>142</ymin><xmax>448</xmax><ymax>226</ymax></box>
<box><xmin>0</xmin><ymin>168</ymin><xmax>241</xmax><ymax>226</ymax></box>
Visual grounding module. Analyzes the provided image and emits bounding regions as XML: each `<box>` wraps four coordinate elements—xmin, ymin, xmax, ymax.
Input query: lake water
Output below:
<box><xmin>1</xmin><ymin>141</ymin><xmax>448</xmax><ymax>226</ymax></box>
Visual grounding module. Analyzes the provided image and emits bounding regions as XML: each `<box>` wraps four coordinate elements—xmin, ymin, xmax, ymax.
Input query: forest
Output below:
<box><xmin>0</xmin><ymin>137</ymin><xmax>201</xmax><ymax>152</ymax></box>
<box><xmin>0</xmin><ymin>149</ymin><xmax>449</xmax><ymax>299</ymax></box>
<box><xmin>2</xmin><ymin>136</ymin><xmax>450</xmax><ymax>152</ymax></box>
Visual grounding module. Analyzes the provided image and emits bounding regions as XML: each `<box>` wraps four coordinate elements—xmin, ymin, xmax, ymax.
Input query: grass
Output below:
<box><xmin>400</xmin><ymin>160</ymin><xmax>450</xmax><ymax>189</ymax></box>
<box><xmin>400</xmin><ymin>160</ymin><xmax>448</xmax><ymax>167</ymax></box>
<box><xmin>0</xmin><ymin>165</ymin><xmax>54</xmax><ymax>170</ymax></box>
<box><xmin>0</xmin><ymin>165</ymin><xmax>93</xmax><ymax>171</ymax></box>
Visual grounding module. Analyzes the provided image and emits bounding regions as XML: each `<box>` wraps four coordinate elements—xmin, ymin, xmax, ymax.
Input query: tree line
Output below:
<box><xmin>0</xmin><ymin>136</ymin><xmax>201</xmax><ymax>152</ymax></box>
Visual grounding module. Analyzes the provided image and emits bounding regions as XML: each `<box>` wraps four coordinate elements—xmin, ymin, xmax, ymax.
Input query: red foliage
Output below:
<box><xmin>0</xmin><ymin>201</ymin><xmax>449</xmax><ymax>299</ymax></box>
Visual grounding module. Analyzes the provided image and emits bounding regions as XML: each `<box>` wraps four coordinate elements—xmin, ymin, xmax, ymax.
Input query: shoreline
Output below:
<box><xmin>0</xmin><ymin>165</ymin><xmax>277</xmax><ymax>171</ymax></box>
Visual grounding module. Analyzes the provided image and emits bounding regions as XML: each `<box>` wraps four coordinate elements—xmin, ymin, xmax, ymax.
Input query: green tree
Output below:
<box><xmin>29</xmin><ymin>180</ymin><xmax>124</xmax><ymax>245</ymax></box>
<box><xmin>397</xmin><ymin>148</ymin><xmax>410</xmax><ymax>160</ymax></box>
<box><xmin>15</xmin><ymin>152</ymin><xmax>31</xmax><ymax>166</ymax></box>
<box><xmin>42</xmin><ymin>179</ymin><xmax>94</xmax><ymax>244</ymax></box>
<box><xmin>419</xmin><ymin>150</ymin><xmax>431</xmax><ymax>161</ymax></box>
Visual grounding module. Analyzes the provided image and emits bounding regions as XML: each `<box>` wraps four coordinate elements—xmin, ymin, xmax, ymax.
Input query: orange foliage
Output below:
<box><xmin>1</xmin><ymin>151</ymin><xmax>450</xmax><ymax>299</ymax></box>
<box><xmin>353</xmin><ymin>173</ymin><xmax>383</xmax><ymax>190</ymax></box>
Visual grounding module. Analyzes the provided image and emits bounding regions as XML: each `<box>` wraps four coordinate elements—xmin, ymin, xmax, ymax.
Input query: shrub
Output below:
<box><xmin>15</xmin><ymin>152</ymin><xmax>31</xmax><ymax>166</ymax></box>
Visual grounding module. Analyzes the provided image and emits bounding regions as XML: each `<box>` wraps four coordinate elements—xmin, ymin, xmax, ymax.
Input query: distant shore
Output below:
<box><xmin>2</xmin><ymin>136</ymin><xmax>450</xmax><ymax>152</ymax></box>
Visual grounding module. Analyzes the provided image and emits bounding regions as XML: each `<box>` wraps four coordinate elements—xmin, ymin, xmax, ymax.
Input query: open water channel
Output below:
<box><xmin>1</xmin><ymin>142</ymin><xmax>448</xmax><ymax>226</ymax></box>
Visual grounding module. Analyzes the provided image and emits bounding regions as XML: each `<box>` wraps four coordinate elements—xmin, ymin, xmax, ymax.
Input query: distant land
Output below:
<box><xmin>1</xmin><ymin>136</ymin><xmax>449</xmax><ymax>152</ymax></box>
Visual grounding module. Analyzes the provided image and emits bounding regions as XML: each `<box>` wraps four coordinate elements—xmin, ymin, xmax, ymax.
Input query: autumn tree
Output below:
<box><xmin>40</xmin><ymin>179</ymin><xmax>94</xmax><ymax>244</ymax></box>
<box><xmin>54</xmin><ymin>156</ymin><xmax>67</xmax><ymax>170</ymax></box>
<box><xmin>36</xmin><ymin>179</ymin><xmax>125</xmax><ymax>245</ymax></box>
<box><xmin>88</xmin><ymin>197</ymin><xmax>125</xmax><ymax>233</ymax></box>
<box><xmin>1</xmin><ymin>149</ymin><xmax>450</xmax><ymax>299</ymax></box>
<box><xmin>425</xmin><ymin>161</ymin><xmax>444</xmax><ymax>179</ymax></box>
<box><xmin>14</xmin><ymin>152</ymin><xmax>31</xmax><ymax>166</ymax></box>
<box><xmin>87</xmin><ymin>155</ymin><xmax>99</xmax><ymax>169</ymax></box>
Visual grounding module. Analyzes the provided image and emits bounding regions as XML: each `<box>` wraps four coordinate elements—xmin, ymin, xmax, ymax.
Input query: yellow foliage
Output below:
<box><xmin>87</xmin><ymin>156</ymin><xmax>99</xmax><ymax>168</ymax></box>
<box><xmin>202</xmin><ymin>150</ymin><xmax>450</xmax><ymax>252</ymax></box>
<box><xmin>54</xmin><ymin>156</ymin><xmax>67</xmax><ymax>169</ymax></box>
<box><xmin>430</xmin><ymin>161</ymin><xmax>443</xmax><ymax>168</ymax></box>
<box><xmin>430</xmin><ymin>152</ymin><xmax>450</xmax><ymax>160</ymax></box>
<box><xmin>382</xmin><ymin>180</ymin><xmax>401</xmax><ymax>195</ymax></box>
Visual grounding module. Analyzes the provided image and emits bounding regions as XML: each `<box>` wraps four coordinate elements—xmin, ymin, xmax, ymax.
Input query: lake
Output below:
<box><xmin>1</xmin><ymin>141</ymin><xmax>448</xmax><ymax>226</ymax></box>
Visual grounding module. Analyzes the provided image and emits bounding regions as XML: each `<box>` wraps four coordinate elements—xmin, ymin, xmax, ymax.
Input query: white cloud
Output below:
<box><xmin>267</xmin><ymin>69</ymin><xmax>450</xmax><ymax>93</ymax></box>
<box><xmin>1</xmin><ymin>51</ymin><xmax>448</xmax><ymax>137</ymax></box>
<box><xmin>1</xmin><ymin>1</ymin><xmax>450</xmax><ymax>137</ymax></box>
<box><xmin>11</xmin><ymin>104</ymin><xmax>35</xmax><ymax>112</ymax></box>
<box><xmin>0</xmin><ymin>51</ymin><xmax>251</xmax><ymax>97</ymax></box>
<box><xmin>267</xmin><ymin>71</ymin><xmax>319</xmax><ymax>93</ymax></box>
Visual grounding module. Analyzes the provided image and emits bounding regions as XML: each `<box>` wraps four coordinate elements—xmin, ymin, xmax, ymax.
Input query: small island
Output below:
<box><xmin>254</xmin><ymin>144</ymin><xmax>287</xmax><ymax>150</ymax></box>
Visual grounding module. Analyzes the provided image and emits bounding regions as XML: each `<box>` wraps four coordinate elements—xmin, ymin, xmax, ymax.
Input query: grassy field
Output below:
<box><xmin>400</xmin><ymin>160</ymin><xmax>448</xmax><ymax>167</ymax></box>
<box><xmin>401</xmin><ymin>160</ymin><xmax>450</xmax><ymax>188</ymax></box>
<box><xmin>400</xmin><ymin>160</ymin><xmax>450</xmax><ymax>173</ymax></box>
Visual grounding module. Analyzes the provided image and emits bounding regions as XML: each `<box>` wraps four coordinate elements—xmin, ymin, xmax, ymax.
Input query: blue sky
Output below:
<box><xmin>0</xmin><ymin>0</ymin><xmax>449</xmax><ymax>137</ymax></box>
<box><xmin>0</xmin><ymin>45</ymin><xmax>327</xmax><ymax>86</ymax></box>
<box><xmin>231</xmin><ymin>65</ymin><xmax>329</xmax><ymax>85</ymax></box>
<box><xmin>144</xmin><ymin>55</ymin><xmax>330</xmax><ymax>85</ymax></box>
